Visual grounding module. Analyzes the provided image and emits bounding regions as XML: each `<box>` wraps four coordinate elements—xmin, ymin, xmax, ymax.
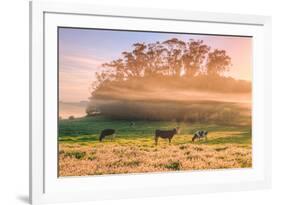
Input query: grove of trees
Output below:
<box><xmin>86</xmin><ymin>38</ymin><xmax>251</xmax><ymax>123</ymax></box>
<box><xmin>93</xmin><ymin>38</ymin><xmax>232</xmax><ymax>91</ymax></box>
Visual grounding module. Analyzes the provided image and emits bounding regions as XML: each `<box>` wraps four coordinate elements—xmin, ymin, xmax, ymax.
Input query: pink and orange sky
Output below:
<box><xmin>59</xmin><ymin>28</ymin><xmax>252</xmax><ymax>102</ymax></box>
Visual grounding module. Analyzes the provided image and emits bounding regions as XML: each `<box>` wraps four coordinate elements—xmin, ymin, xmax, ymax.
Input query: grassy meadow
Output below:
<box><xmin>59</xmin><ymin>115</ymin><xmax>252</xmax><ymax>176</ymax></box>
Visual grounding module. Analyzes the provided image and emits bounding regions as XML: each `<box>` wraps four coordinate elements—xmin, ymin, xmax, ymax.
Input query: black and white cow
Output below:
<box><xmin>154</xmin><ymin>127</ymin><xmax>180</xmax><ymax>145</ymax></box>
<box><xmin>192</xmin><ymin>130</ymin><xmax>208</xmax><ymax>142</ymax></box>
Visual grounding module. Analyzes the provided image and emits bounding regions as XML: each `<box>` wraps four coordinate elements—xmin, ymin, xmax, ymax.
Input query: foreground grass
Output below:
<box><xmin>59</xmin><ymin>116</ymin><xmax>252</xmax><ymax>176</ymax></box>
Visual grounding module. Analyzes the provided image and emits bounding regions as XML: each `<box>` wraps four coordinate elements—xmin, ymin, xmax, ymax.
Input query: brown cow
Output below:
<box><xmin>154</xmin><ymin>127</ymin><xmax>180</xmax><ymax>145</ymax></box>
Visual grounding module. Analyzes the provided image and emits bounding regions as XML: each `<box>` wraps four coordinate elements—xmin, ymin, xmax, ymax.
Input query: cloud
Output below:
<box><xmin>59</xmin><ymin>53</ymin><xmax>109</xmax><ymax>102</ymax></box>
<box><xmin>60</xmin><ymin>54</ymin><xmax>107</xmax><ymax>72</ymax></box>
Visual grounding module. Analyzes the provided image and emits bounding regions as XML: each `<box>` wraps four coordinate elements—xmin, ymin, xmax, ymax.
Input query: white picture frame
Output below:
<box><xmin>30</xmin><ymin>1</ymin><xmax>272</xmax><ymax>204</ymax></box>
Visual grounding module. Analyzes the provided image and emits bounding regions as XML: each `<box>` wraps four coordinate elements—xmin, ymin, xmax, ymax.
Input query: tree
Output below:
<box><xmin>144</xmin><ymin>41</ymin><xmax>168</xmax><ymax>76</ymax></box>
<box><xmin>162</xmin><ymin>38</ymin><xmax>186</xmax><ymax>76</ymax></box>
<box><xmin>206</xmin><ymin>49</ymin><xmax>231</xmax><ymax>76</ymax></box>
<box><xmin>182</xmin><ymin>40</ymin><xmax>210</xmax><ymax>77</ymax></box>
<box><xmin>120</xmin><ymin>43</ymin><xmax>148</xmax><ymax>78</ymax></box>
<box><xmin>102</xmin><ymin>59</ymin><xmax>124</xmax><ymax>80</ymax></box>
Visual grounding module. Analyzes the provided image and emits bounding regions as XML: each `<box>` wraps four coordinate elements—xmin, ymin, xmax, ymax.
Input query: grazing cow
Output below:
<box><xmin>99</xmin><ymin>129</ymin><xmax>115</xmax><ymax>142</ymax></box>
<box><xmin>192</xmin><ymin>130</ymin><xmax>208</xmax><ymax>142</ymax></box>
<box><xmin>130</xmin><ymin>121</ymin><xmax>135</xmax><ymax>127</ymax></box>
<box><xmin>154</xmin><ymin>127</ymin><xmax>180</xmax><ymax>145</ymax></box>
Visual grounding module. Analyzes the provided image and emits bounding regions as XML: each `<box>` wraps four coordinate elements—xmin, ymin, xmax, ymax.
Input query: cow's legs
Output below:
<box><xmin>111</xmin><ymin>134</ymin><xmax>115</xmax><ymax>141</ymax></box>
<box><xmin>168</xmin><ymin>138</ymin><xmax>171</xmax><ymax>144</ymax></box>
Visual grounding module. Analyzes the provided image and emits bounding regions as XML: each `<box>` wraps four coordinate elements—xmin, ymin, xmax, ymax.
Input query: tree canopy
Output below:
<box><xmin>94</xmin><ymin>38</ymin><xmax>231</xmax><ymax>90</ymax></box>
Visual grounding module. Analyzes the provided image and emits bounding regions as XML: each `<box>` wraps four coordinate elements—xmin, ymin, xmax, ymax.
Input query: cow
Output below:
<box><xmin>192</xmin><ymin>130</ymin><xmax>208</xmax><ymax>142</ymax></box>
<box><xmin>154</xmin><ymin>127</ymin><xmax>180</xmax><ymax>145</ymax></box>
<box><xmin>130</xmin><ymin>121</ymin><xmax>135</xmax><ymax>127</ymax></box>
<box><xmin>99</xmin><ymin>129</ymin><xmax>116</xmax><ymax>142</ymax></box>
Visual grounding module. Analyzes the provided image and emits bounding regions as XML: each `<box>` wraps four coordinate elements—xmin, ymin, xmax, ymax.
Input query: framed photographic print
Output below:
<box><xmin>30</xmin><ymin>1</ymin><xmax>272</xmax><ymax>204</ymax></box>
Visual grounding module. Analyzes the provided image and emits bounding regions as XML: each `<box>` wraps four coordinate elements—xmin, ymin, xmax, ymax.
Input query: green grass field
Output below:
<box><xmin>58</xmin><ymin>116</ymin><xmax>252</xmax><ymax>176</ymax></box>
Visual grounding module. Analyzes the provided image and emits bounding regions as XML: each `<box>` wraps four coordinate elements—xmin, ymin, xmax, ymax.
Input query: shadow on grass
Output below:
<box><xmin>198</xmin><ymin>134</ymin><xmax>251</xmax><ymax>145</ymax></box>
<box><xmin>59</xmin><ymin>136</ymin><xmax>99</xmax><ymax>143</ymax></box>
<box><xmin>59</xmin><ymin>134</ymin><xmax>251</xmax><ymax>146</ymax></box>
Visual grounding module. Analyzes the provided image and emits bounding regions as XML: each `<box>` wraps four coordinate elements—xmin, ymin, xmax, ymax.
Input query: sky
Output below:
<box><xmin>59</xmin><ymin>27</ymin><xmax>252</xmax><ymax>102</ymax></box>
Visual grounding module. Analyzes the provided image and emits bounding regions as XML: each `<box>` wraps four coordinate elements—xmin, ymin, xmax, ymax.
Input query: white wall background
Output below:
<box><xmin>0</xmin><ymin>0</ymin><xmax>279</xmax><ymax>204</ymax></box>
